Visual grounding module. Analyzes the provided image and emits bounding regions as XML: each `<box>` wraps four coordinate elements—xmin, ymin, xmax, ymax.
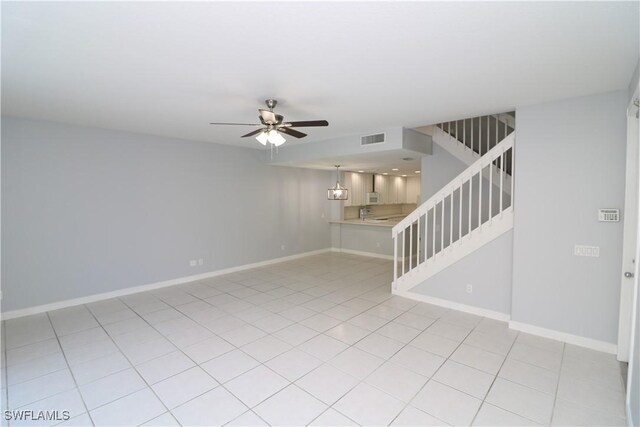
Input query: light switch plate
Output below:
<box><xmin>574</xmin><ymin>245</ymin><xmax>600</xmax><ymax>257</ymax></box>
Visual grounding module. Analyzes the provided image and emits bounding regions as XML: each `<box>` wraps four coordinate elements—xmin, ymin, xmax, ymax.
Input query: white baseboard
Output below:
<box><xmin>394</xmin><ymin>290</ymin><xmax>618</xmax><ymax>355</ymax></box>
<box><xmin>509</xmin><ymin>321</ymin><xmax>617</xmax><ymax>355</ymax></box>
<box><xmin>393</xmin><ymin>289</ymin><xmax>511</xmax><ymax>322</ymax></box>
<box><xmin>1</xmin><ymin>248</ymin><xmax>333</xmax><ymax>320</ymax></box>
<box><xmin>330</xmin><ymin>247</ymin><xmax>394</xmax><ymax>261</ymax></box>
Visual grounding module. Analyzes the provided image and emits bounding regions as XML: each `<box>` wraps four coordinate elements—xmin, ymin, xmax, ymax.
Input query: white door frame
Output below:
<box><xmin>618</xmin><ymin>85</ymin><xmax>639</xmax><ymax>364</ymax></box>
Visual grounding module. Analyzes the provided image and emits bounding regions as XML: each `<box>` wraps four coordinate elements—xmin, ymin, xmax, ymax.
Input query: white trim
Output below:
<box><xmin>393</xmin><ymin>289</ymin><xmax>511</xmax><ymax>322</ymax></box>
<box><xmin>330</xmin><ymin>247</ymin><xmax>394</xmax><ymax>260</ymax></box>
<box><xmin>509</xmin><ymin>321</ymin><xmax>617</xmax><ymax>355</ymax></box>
<box><xmin>1</xmin><ymin>248</ymin><xmax>333</xmax><ymax>320</ymax></box>
<box><xmin>395</xmin><ymin>288</ymin><xmax>618</xmax><ymax>354</ymax></box>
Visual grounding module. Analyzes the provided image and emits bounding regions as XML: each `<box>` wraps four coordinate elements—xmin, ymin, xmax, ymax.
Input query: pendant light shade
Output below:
<box><xmin>328</xmin><ymin>165</ymin><xmax>349</xmax><ymax>200</ymax></box>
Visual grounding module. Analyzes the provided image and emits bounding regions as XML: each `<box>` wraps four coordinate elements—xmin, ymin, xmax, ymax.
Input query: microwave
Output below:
<box><xmin>365</xmin><ymin>192</ymin><xmax>380</xmax><ymax>205</ymax></box>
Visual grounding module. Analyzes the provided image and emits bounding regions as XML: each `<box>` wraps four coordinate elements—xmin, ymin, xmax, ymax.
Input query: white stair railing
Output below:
<box><xmin>435</xmin><ymin>113</ymin><xmax>515</xmax><ymax>160</ymax></box>
<box><xmin>392</xmin><ymin>133</ymin><xmax>515</xmax><ymax>288</ymax></box>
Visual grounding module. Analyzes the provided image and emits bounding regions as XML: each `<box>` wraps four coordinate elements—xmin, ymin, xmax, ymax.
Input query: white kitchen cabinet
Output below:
<box><xmin>364</xmin><ymin>173</ymin><xmax>374</xmax><ymax>199</ymax></box>
<box><xmin>388</xmin><ymin>177</ymin><xmax>398</xmax><ymax>204</ymax></box>
<box><xmin>344</xmin><ymin>172</ymin><xmax>374</xmax><ymax>206</ymax></box>
<box><xmin>351</xmin><ymin>172</ymin><xmax>363</xmax><ymax>206</ymax></box>
<box><xmin>406</xmin><ymin>176</ymin><xmax>421</xmax><ymax>205</ymax></box>
<box><xmin>374</xmin><ymin>175</ymin><xmax>388</xmax><ymax>204</ymax></box>
<box><xmin>342</xmin><ymin>172</ymin><xmax>353</xmax><ymax>206</ymax></box>
<box><xmin>396</xmin><ymin>177</ymin><xmax>407</xmax><ymax>204</ymax></box>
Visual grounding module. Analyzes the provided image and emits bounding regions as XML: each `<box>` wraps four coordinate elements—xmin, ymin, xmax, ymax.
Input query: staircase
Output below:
<box><xmin>392</xmin><ymin>113</ymin><xmax>515</xmax><ymax>292</ymax></box>
<box><xmin>432</xmin><ymin>113</ymin><xmax>515</xmax><ymax>165</ymax></box>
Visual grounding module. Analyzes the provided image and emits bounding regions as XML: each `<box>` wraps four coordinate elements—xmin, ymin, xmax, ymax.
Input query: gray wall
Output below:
<box><xmin>629</xmin><ymin>60</ymin><xmax>639</xmax><ymax>103</ymax></box>
<box><xmin>1</xmin><ymin>117</ymin><xmax>332</xmax><ymax>312</ymax></box>
<box><xmin>511</xmin><ymin>91</ymin><xmax>627</xmax><ymax>344</ymax></box>
<box><xmin>411</xmin><ymin>230</ymin><xmax>513</xmax><ymax>315</ymax></box>
<box><xmin>421</xmin><ymin>143</ymin><xmax>466</xmax><ymax>198</ymax></box>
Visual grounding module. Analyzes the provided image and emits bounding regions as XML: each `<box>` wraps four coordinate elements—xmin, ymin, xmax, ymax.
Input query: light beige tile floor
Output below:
<box><xmin>0</xmin><ymin>253</ymin><xmax>628</xmax><ymax>426</ymax></box>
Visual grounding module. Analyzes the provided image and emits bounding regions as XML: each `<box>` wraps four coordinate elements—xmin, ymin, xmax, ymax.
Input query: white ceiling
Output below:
<box><xmin>2</xmin><ymin>1</ymin><xmax>638</xmax><ymax>150</ymax></box>
<box><xmin>276</xmin><ymin>149</ymin><xmax>425</xmax><ymax>176</ymax></box>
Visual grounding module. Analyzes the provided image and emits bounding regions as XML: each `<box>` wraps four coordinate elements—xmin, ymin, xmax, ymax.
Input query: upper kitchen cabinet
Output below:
<box><xmin>374</xmin><ymin>174</ymin><xmax>388</xmax><ymax>204</ymax></box>
<box><xmin>387</xmin><ymin>176</ymin><xmax>398</xmax><ymax>204</ymax></box>
<box><xmin>344</xmin><ymin>172</ymin><xmax>373</xmax><ymax>206</ymax></box>
<box><xmin>394</xmin><ymin>176</ymin><xmax>407</xmax><ymax>204</ymax></box>
<box><xmin>406</xmin><ymin>176</ymin><xmax>421</xmax><ymax>205</ymax></box>
<box><xmin>343</xmin><ymin>172</ymin><xmax>418</xmax><ymax>206</ymax></box>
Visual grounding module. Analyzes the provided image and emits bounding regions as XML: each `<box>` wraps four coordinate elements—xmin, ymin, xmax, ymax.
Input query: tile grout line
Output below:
<box><xmin>79</xmin><ymin>304</ymin><xmax>175</xmax><ymax>425</ymax></box>
<box><xmin>468</xmin><ymin>324</ymin><xmax>521</xmax><ymax>426</ymax></box>
<box><xmin>548</xmin><ymin>342</ymin><xmax>566</xmax><ymax>426</ymax></box>
<box><xmin>45</xmin><ymin>312</ymin><xmax>97</xmax><ymax>427</ymax></box>
<box><xmin>386</xmin><ymin>313</ymin><xmax>485</xmax><ymax>426</ymax></box>
<box><xmin>115</xmin><ymin>288</ymin><xmax>302</xmax><ymax>424</ymax></box>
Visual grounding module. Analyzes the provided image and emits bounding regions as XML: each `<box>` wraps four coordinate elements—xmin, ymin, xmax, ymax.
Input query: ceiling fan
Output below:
<box><xmin>209</xmin><ymin>99</ymin><xmax>329</xmax><ymax>147</ymax></box>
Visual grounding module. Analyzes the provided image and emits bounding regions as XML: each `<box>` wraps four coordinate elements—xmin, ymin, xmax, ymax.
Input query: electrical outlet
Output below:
<box><xmin>198</xmin><ymin>258</ymin><xmax>203</xmax><ymax>266</ymax></box>
<box><xmin>574</xmin><ymin>245</ymin><xmax>600</xmax><ymax>257</ymax></box>
<box><xmin>189</xmin><ymin>260</ymin><xmax>197</xmax><ymax>267</ymax></box>
<box><xmin>281</xmin><ymin>245</ymin><xmax>286</xmax><ymax>251</ymax></box>
<box><xmin>376</xmin><ymin>242</ymin><xmax>381</xmax><ymax>248</ymax></box>
<box><xmin>466</xmin><ymin>284</ymin><xmax>473</xmax><ymax>293</ymax></box>
<box><xmin>321</xmin><ymin>212</ymin><xmax>325</xmax><ymax>219</ymax></box>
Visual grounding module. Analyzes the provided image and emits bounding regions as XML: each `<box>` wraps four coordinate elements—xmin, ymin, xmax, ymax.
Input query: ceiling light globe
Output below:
<box><xmin>269</xmin><ymin>131</ymin><xmax>286</xmax><ymax>146</ymax></box>
<box><xmin>255</xmin><ymin>131</ymin><xmax>268</xmax><ymax>145</ymax></box>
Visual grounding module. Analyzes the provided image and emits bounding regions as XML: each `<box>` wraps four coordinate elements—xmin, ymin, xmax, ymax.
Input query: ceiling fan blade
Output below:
<box><xmin>209</xmin><ymin>122</ymin><xmax>261</xmax><ymax>126</ymax></box>
<box><xmin>241</xmin><ymin>128</ymin><xmax>266</xmax><ymax>138</ymax></box>
<box><xmin>259</xmin><ymin>109</ymin><xmax>278</xmax><ymax>125</ymax></box>
<box><xmin>279</xmin><ymin>127</ymin><xmax>307</xmax><ymax>138</ymax></box>
<box><xmin>285</xmin><ymin>120</ymin><xmax>329</xmax><ymax>127</ymax></box>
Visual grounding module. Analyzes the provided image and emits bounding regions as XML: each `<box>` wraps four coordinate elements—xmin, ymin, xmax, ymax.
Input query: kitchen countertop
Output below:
<box><xmin>329</xmin><ymin>214</ymin><xmax>406</xmax><ymax>228</ymax></box>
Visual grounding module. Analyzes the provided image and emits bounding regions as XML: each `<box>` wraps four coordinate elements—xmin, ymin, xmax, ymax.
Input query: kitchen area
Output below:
<box><xmin>330</xmin><ymin>170</ymin><xmax>421</xmax><ymax>258</ymax></box>
<box><xmin>265</xmin><ymin>125</ymin><xmax>431</xmax><ymax>259</ymax></box>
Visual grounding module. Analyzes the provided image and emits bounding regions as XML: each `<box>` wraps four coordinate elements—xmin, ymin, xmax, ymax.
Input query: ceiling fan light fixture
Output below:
<box><xmin>268</xmin><ymin>130</ymin><xmax>286</xmax><ymax>147</ymax></box>
<box><xmin>255</xmin><ymin>131</ymin><xmax>268</xmax><ymax>145</ymax></box>
<box><xmin>209</xmin><ymin>99</ymin><xmax>328</xmax><ymax>151</ymax></box>
<box><xmin>328</xmin><ymin>165</ymin><xmax>349</xmax><ymax>201</ymax></box>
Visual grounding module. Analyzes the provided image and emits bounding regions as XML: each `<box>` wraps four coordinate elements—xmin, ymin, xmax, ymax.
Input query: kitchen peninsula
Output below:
<box><xmin>330</xmin><ymin>202</ymin><xmax>418</xmax><ymax>258</ymax></box>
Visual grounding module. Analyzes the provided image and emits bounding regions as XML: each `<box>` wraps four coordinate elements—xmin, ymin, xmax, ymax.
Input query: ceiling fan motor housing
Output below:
<box><xmin>265</xmin><ymin>99</ymin><xmax>278</xmax><ymax>110</ymax></box>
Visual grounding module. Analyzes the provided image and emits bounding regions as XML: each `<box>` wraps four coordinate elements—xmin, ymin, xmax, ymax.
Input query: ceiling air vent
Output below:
<box><xmin>361</xmin><ymin>133</ymin><xmax>385</xmax><ymax>146</ymax></box>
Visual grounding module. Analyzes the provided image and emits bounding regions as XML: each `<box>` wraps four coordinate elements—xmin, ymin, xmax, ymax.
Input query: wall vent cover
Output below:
<box><xmin>598</xmin><ymin>209</ymin><xmax>620</xmax><ymax>222</ymax></box>
<box><xmin>361</xmin><ymin>133</ymin><xmax>385</xmax><ymax>146</ymax></box>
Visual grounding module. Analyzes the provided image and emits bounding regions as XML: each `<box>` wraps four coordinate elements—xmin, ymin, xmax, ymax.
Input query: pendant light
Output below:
<box><xmin>328</xmin><ymin>165</ymin><xmax>349</xmax><ymax>200</ymax></box>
